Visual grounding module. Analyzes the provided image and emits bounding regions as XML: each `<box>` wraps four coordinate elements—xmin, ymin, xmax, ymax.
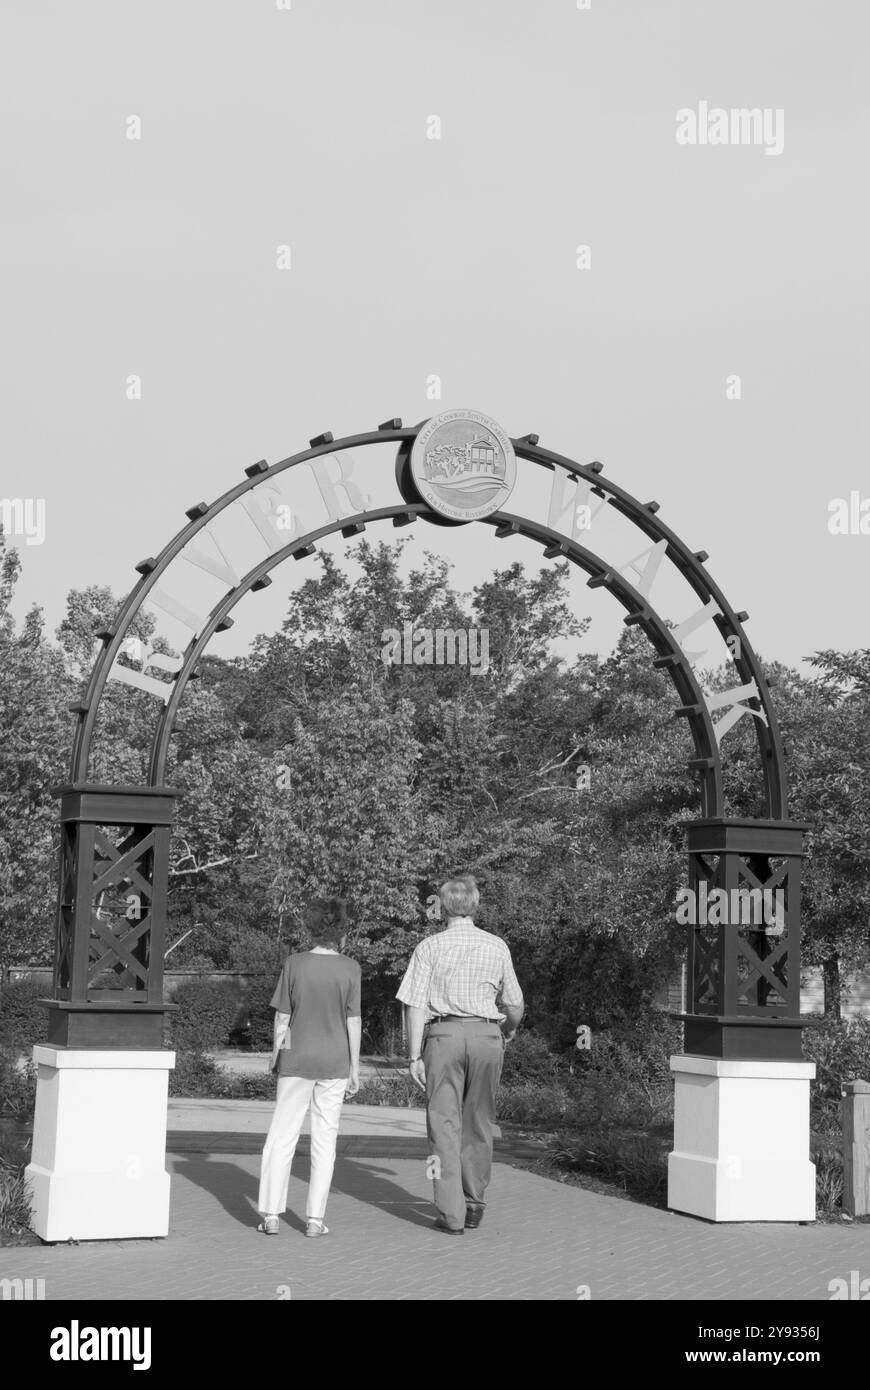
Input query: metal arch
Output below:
<box><xmin>69</xmin><ymin>421</ymin><xmax>787</xmax><ymax>818</ymax></box>
<box><xmin>145</xmin><ymin>503</ymin><xmax>725</xmax><ymax>815</ymax></box>
<box><xmin>517</xmin><ymin>441</ymin><xmax>786</xmax><ymax>818</ymax></box>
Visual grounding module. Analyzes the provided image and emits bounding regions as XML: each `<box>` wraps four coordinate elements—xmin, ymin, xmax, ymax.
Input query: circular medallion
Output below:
<box><xmin>405</xmin><ymin>409</ymin><xmax>516</xmax><ymax>523</ymax></box>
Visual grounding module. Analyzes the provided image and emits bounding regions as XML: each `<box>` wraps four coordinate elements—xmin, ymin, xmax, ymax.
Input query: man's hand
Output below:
<box><xmin>500</xmin><ymin>1029</ymin><xmax>516</xmax><ymax>1044</ymax></box>
<box><xmin>345</xmin><ymin>1067</ymin><xmax>360</xmax><ymax>1098</ymax></box>
<box><xmin>409</xmin><ymin>1057</ymin><xmax>427</xmax><ymax>1091</ymax></box>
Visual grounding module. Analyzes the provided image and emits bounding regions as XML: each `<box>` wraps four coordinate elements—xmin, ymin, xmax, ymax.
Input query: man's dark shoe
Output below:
<box><xmin>465</xmin><ymin>1206</ymin><xmax>484</xmax><ymax>1229</ymax></box>
<box><xmin>433</xmin><ymin>1216</ymin><xmax>465</xmax><ymax>1235</ymax></box>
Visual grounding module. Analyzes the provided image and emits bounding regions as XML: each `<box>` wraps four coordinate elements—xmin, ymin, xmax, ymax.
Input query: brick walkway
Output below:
<box><xmin>2</xmin><ymin>1145</ymin><xmax>864</xmax><ymax>1300</ymax></box>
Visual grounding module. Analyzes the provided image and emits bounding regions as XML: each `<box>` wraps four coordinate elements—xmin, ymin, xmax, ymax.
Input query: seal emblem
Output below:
<box><xmin>405</xmin><ymin>409</ymin><xmax>516</xmax><ymax>523</ymax></box>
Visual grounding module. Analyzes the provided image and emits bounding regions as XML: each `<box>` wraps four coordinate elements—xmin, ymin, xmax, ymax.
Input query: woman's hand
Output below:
<box><xmin>345</xmin><ymin>1067</ymin><xmax>360</xmax><ymax>1098</ymax></box>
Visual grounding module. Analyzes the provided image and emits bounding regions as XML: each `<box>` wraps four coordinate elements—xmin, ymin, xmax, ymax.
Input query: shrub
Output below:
<box><xmin>0</xmin><ymin>1049</ymin><xmax>37</xmax><ymax>1120</ymax></box>
<box><xmin>350</xmin><ymin>1074</ymin><xmax>425</xmax><ymax>1108</ymax></box>
<box><xmin>547</xmin><ymin>1127</ymin><xmax>669</xmax><ymax>1206</ymax></box>
<box><xmin>168</xmin><ymin>981</ymin><xmax>242</xmax><ymax>1051</ymax></box>
<box><xmin>0</xmin><ymin>979</ymin><xmax>49</xmax><ymax>1055</ymax></box>
<box><xmin>570</xmin><ymin>1011</ymin><xmax>681</xmax><ymax>1127</ymax></box>
<box><xmin>496</xmin><ymin>1080</ymin><xmax>585</xmax><ymax>1127</ymax></box>
<box><xmin>0</xmin><ymin>1121</ymin><xmax>33</xmax><ymax>1233</ymax></box>
<box><xmin>168</xmin><ymin>1050</ymin><xmax>225</xmax><ymax>1098</ymax></box>
<box><xmin>168</xmin><ymin>1050</ymin><xmax>276</xmax><ymax>1099</ymax></box>
<box><xmin>500</xmin><ymin>1030</ymin><xmax>570</xmax><ymax>1086</ymax></box>
<box><xmin>233</xmin><ymin>975</ymin><xmax>277</xmax><ymax>1051</ymax></box>
<box><xmin>803</xmin><ymin>1015</ymin><xmax>870</xmax><ymax>1132</ymax></box>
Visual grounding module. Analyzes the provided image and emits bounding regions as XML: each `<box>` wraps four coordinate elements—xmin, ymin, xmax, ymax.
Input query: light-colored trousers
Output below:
<box><xmin>258</xmin><ymin>1075</ymin><xmax>347</xmax><ymax>1219</ymax></box>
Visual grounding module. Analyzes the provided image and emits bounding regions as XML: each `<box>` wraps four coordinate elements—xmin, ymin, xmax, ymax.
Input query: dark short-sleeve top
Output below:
<box><xmin>270</xmin><ymin>951</ymin><xmax>362</xmax><ymax>1080</ymax></box>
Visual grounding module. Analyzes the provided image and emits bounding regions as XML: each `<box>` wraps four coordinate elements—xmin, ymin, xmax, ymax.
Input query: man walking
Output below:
<box><xmin>397</xmin><ymin>875</ymin><xmax>524</xmax><ymax>1234</ymax></box>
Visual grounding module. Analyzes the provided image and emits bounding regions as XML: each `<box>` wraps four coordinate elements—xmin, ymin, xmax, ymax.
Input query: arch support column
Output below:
<box><xmin>669</xmin><ymin>817</ymin><xmax>816</xmax><ymax>1221</ymax></box>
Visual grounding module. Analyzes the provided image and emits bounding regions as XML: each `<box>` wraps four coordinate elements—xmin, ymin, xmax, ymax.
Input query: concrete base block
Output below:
<box><xmin>668</xmin><ymin>1054</ymin><xmax>816</xmax><ymax>1223</ymax></box>
<box><xmin>25</xmin><ymin>1046</ymin><xmax>175</xmax><ymax>1242</ymax></box>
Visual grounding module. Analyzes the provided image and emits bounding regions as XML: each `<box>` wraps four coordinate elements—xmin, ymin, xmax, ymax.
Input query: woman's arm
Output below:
<box><xmin>271</xmin><ymin>1011</ymin><xmax>290</xmax><ymax>1073</ymax></box>
<box><xmin>346</xmin><ymin>1016</ymin><xmax>361</xmax><ymax>1095</ymax></box>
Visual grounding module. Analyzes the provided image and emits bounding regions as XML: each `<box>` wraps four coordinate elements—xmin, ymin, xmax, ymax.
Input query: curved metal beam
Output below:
<box><xmin>69</xmin><ymin>423</ymin><xmax>786</xmax><ymax>818</ymax></box>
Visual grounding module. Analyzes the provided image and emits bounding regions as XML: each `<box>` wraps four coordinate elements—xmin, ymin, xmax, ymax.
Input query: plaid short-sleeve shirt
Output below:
<box><xmin>396</xmin><ymin>918</ymin><xmax>523</xmax><ymax>1021</ymax></box>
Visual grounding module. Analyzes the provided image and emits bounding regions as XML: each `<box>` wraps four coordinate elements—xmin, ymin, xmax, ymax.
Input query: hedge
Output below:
<box><xmin>0</xmin><ymin>979</ymin><xmax>50</xmax><ymax>1055</ymax></box>
<box><xmin>168</xmin><ymin>981</ymin><xmax>242</xmax><ymax>1051</ymax></box>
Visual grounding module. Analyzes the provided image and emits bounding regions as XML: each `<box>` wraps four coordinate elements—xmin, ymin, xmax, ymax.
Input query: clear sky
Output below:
<box><xmin>1</xmin><ymin>0</ymin><xmax>867</xmax><ymax>674</ymax></box>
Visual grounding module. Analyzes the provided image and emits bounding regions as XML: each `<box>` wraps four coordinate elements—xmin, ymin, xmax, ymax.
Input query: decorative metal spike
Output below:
<box><xmin>251</xmin><ymin>575</ymin><xmax>272</xmax><ymax>592</ymax></box>
<box><xmin>623</xmin><ymin>612</ymin><xmax>649</xmax><ymax>627</ymax></box>
<box><xmin>589</xmin><ymin>461</ymin><xmax>604</xmax><ymax>474</ymax></box>
<box><xmin>644</xmin><ymin>501</ymin><xmax>660</xmax><ymax>513</ymax></box>
<box><xmin>378</xmin><ymin>418</ymin><xmax>402</xmax><ymax>430</ymax></box>
<box><xmin>134</xmin><ymin>557</ymin><xmax>158</xmax><ymax>575</ymax></box>
<box><xmin>392</xmin><ymin>512</ymin><xmax>416</xmax><ymax>527</ymax></box>
<box><xmin>688</xmin><ymin>757</ymin><xmax>716</xmax><ymax>770</ymax></box>
<box><xmin>543</xmin><ymin>542</ymin><xmax>568</xmax><ymax>558</ymax></box>
<box><xmin>590</xmin><ymin>485</ymin><xmax>607</xmax><ymax>499</ymax></box>
<box><xmin>293</xmin><ymin>544</ymin><xmax>316</xmax><ymax>560</ymax></box>
<box><xmin>341</xmin><ymin>522</ymin><xmax>366</xmax><ymax>538</ymax></box>
<box><xmin>495</xmin><ymin>522</ymin><xmax>519</xmax><ymax>538</ymax></box>
<box><xmin>309</xmin><ymin>432</ymin><xmax>334</xmax><ymax>448</ymax></box>
<box><xmin>95</xmin><ymin>629</ymin><xmax>114</xmax><ymax>643</ymax></box>
<box><xmin>735</xmin><ymin>610</ymin><xmax>749</xmax><ymax>622</ymax></box>
<box><xmin>586</xmin><ymin>573</ymin><xmax>612</xmax><ymax>589</ymax></box>
<box><xmin>244</xmin><ymin>460</ymin><xmax>269</xmax><ymax>478</ymax></box>
<box><xmin>653</xmin><ymin>653</ymin><xmax>680</xmax><ymax>669</ymax></box>
<box><xmin>215</xmin><ymin>616</ymin><xmax>234</xmax><ymax>632</ymax></box>
<box><xmin>185</xmin><ymin>502</ymin><xmax>210</xmax><ymax>521</ymax></box>
<box><xmin>68</xmin><ymin>702</ymin><xmax>89</xmax><ymax>715</ymax></box>
<box><xmin>694</xmin><ymin>550</ymin><xmax>709</xmax><ymax>563</ymax></box>
<box><xmin>516</xmin><ymin>433</ymin><xmax>540</xmax><ymax>446</ymax></box>
<box><xmin>674</xmin><ymin>704</ymin><xmax>702</xmax><ymax>719</ymax></box>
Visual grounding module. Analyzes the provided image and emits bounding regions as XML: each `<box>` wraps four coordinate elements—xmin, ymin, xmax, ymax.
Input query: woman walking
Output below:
<box><xmin>257</xmin><ymin>898</ymin><xmax>361</xmax><ymax>1237</ymax></box>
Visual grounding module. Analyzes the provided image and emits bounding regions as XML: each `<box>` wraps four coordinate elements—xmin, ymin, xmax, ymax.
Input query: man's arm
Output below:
<box><xmin>405</xmin><ymin>1005</ymin><xmax>427</xmax><ymax>1091</ymax></box>
<box><xmin>500</xmin><ymin>1002</ymin><xmax>524</xmax><ymax>1041</ymax></box>
<box><xmin>271</xmin><ymin>1011</ymin><xmax>290</xmax><ymax>1071</ymax></box>
<box><xmin>346</xmin><ymin>1015</ymin><xmax>361</xmax><ymax>1095</ymax></box>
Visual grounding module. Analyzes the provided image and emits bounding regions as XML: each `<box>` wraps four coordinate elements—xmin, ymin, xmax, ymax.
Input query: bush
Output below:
<box><xmin>350</xmin><ymin>1074</ymin><xmax>425</xmax><ymax>1108</ymax></box>
<box><xmin>803</xmin><ymin>1015</ymin><xmax>870</xmax><ymax>1132</ymax></box>
<box><xmin>168</xmin><ymin>981</ymin><xmax>242</xmax><ymax>1051</ymax></box>
<box><xmin>547</xmin><ymin>1127</ymin><xmax>669</xmax><ymax>1206</ymax></box>
<box><xmin>233</xmin><ymin>975</ymin><xmax>277</xmax><ymax>1051</ymax></box>
<box><xmin>500</xmin><ymin>1030</ymin><xmax>571</xmax><ymax>1086</ymax></box>
<box><xmin>0</xmin><ymin>979</ymin><xmax>49</xmax><ymax>1055</ymax></box>
<box><xmin>570</xmin><ymin>1011</ymin><xmax>681</xmax><ymax>1127</ymax></box>
<box><xmin>0</xmin><ymin>1049</ymin><xmax>36</xmax><ymax>1120</ymax></box>
<box><xmin>0</xmin><ymin>1121</ymin><xmax>33</xmax><ymax>1234</ymax></box>
<box><xmin>496</xmin><ymin>1080</ymin><xmax>585</xmax><ymax>1127</ymax></box>
<box><xmin>168</xmin><ymin>1050</ymin><xmax>276</xmax><ymax>1099</ymax></box>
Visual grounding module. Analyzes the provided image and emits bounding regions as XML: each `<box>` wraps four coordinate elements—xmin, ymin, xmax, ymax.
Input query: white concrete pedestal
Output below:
<box><xmin>668</xmin><ymin>1054</ymin><xmax>816</xmax><ymax>1222</ymax></box>
<box><xmin>26</xmin><ymin>1046</ymin><xmax>176</xmax><ymax>1242</ymax></box>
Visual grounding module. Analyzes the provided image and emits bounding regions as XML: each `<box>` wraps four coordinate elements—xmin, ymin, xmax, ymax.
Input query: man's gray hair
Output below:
<box><xmin>439</xmin><ymin>875</ymin><xmax>480</xmax><ymax>918</ymax></box>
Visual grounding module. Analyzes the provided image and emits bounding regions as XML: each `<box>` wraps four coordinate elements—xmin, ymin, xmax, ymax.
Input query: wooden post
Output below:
<box><xmin>842</xmin><ymin>1080</ymin><xmax>870</xmax><ymax>1218</ymax></box>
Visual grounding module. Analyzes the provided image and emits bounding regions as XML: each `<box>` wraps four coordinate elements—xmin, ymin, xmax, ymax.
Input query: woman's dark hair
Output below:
<box><xmin>305</xmin><ymin>898</ymin><xmax>348</xmax><ymax>948</ymax></box>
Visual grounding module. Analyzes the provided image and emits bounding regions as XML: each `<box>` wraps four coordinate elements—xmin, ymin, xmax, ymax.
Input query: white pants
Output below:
<box><xmin>258</xmin><ymin>1075</ymin><xmax>347</xmax><ymax>1219</ymax></box>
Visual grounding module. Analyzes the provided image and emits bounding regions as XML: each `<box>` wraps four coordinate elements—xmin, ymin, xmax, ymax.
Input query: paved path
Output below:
<box><xmin>2</xmin><ymin>1144</ymin><xmax>865</xmax><ymax>1300</ymax></box>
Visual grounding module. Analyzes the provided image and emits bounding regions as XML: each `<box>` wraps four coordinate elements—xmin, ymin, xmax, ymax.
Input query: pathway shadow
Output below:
<box><xmin>173</xmin><ymin>1152</ymin><xmax>433</xmax><ymax>1233</ymax></box>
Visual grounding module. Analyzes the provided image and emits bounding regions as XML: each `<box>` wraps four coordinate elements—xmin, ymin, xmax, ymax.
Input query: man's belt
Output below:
<box><xmin>426</xmin><ymin>1014</ymin><xmax>500</xmax><ymax>1023</ymax></box>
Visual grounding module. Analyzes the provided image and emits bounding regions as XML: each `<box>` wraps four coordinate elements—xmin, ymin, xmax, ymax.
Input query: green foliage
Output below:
<box><xmin>0</xmin><ymin>979</ymin><xmax>49</xmax><ymax>1054</ymax></box>
<box><xmin>168</xmin><ymin>981</ymin><xmax>242</xmax><ymax>1051</ymax></box>
<box><xmin>0</xmin><ymin>1121</ymin><xmax>33</xmax><ymax>1234</ymax></box>
<box><xmin>167</xmin><ymin>1050</ymin><xmax>276</xmax><ymax>1099</ymax></box>
<box><xmin>803</xmin><ymin>1014</ymin><xmax>870</xmax><ymax>1132</ymax></box>
<box><xmin>350</xmin><ymin>1075</ymin><xmax>425</xmax><ymax>1108</ymax></box>
<box><xmin>547</xmin><ymin>1128</ymin><xmax>670</xmax><ymax>1206</ymax></box>
<box><xmin>235</xmin><ymin>976</ymin><xmax>278</xmax><ymax>1051</ymax></box>
<box><xmin>0</xmin><ymin>1048</ymin><xmax>37</xmax><ymax>1120</ymax></box>
<box><xmin>499</xmin><ymin>1030</ymin><xmax>571</xmax><ymax>1085</ymax></box>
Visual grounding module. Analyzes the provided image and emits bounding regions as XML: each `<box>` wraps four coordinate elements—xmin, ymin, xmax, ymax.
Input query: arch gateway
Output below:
<box><xmin>28</xmin><ymin>409</ymin><xmax>815</xmax><ymax>1239</ymax></box>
